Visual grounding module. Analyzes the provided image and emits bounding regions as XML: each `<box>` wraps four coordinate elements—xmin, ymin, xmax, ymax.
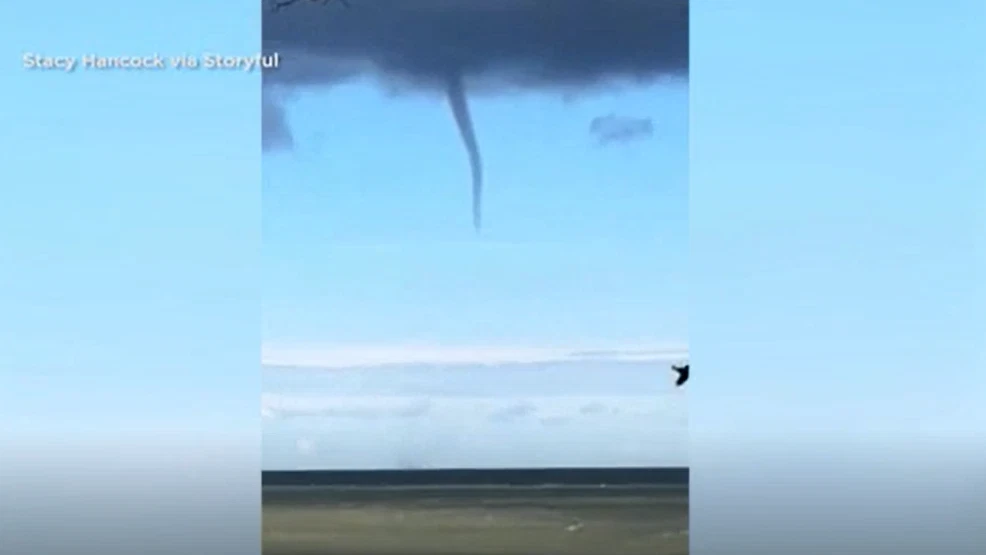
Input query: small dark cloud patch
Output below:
<box><xmin>589</xmin><ymin>114</ymin><xmax>654</xmax><ymax>145</ymax></box>
<box><xmin>262</xmin><ymin>90</ymin><xmax>294</xmax><ymax>151</ymax></box>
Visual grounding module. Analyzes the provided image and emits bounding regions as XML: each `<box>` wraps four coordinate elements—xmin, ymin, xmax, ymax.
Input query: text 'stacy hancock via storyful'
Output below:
<box><xmin>23</xmin><ymin>52</ymin><xmax>280</xmax><ymax>72</ymax></box>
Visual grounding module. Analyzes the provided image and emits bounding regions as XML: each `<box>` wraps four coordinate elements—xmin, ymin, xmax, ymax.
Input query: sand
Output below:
<box><xmin>263</xmin><ymin>486</ymin><xmax>688</xmax><ymax>555</ymax></box>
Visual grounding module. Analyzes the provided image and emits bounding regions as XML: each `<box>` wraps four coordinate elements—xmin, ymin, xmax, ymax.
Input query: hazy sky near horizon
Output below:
<box><xmin>263</xmin><ymin>360</ymin><xmax>688</xmax><ymax>470</ymax></box>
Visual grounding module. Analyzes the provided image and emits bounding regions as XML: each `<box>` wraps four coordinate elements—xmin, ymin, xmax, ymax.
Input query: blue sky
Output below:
<box><xmin>2</xmin><ymin>0</ymin><xmax>981</xmax><ymax>479</ymax></box>
<box><xmin>1</xmin><ymin>0</ymin><xmax>261</xmax><ymax>435</ymax></box>
<box><xmin>689</xmin><ymin>0</ymin><xmax>985</xmax><ymax>443</ymax></box>
<box><xmin>262</xmin><ymin>76</ymin><xmax>689</xmax><ymax>469</ymax></box>
<box><xmin>263</xmin><ymin>80</ymin><xmax>688</xmax><ymax>349</ymax></box>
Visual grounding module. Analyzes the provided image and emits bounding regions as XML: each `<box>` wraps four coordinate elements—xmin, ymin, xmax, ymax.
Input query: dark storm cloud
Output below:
<box><xmin>262</xmin><ymin>0</ymin><xmax>687</xmax><ymax>139</ymax></box>
<box><xmin>589</xmin><ymin>114</ymin><xmax>655</xmax><ymax>145</ymax></box>
<box><xmin>263</xmin><ymin>0</ymin><xmax>687</xmax><ymax>87</ymax></box>
<box><xmin>262</xmin><ymin>0</ymin><xmax>688</xmax><ymax>229</ymax></box>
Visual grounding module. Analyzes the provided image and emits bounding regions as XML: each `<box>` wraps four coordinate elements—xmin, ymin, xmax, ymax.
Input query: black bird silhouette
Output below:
<box><xmin>671</xmin><ymin>364</ymin><xmax>689</xmax><ymax>387</ymax></box>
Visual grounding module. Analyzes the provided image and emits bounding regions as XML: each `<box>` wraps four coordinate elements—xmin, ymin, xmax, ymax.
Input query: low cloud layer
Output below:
<box><xmin>262</xmin><ymin>346</ymin><xmax>689</xmax><ymax>469</ymax></box>
<box><xmin>262</xmin><ymin>342</ymin><xmax>688</xmax><ymax>369</ymax></box>
<box><xmin>263</xmin><ymin>394</ymin><xmax>687</xmax><ymax>469</ymax></box>
<box><xmin>262</xmin><ymin>394</ymin><xmax>433</xmax><ymax>419</ymax></box>
<box><xmin>261</xmin><ymin>394</ymin><xmax>678</xmax><ymax>422</ymax></box>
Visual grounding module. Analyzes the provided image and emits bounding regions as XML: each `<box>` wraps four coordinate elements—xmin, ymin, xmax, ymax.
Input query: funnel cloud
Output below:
<box><xmin>445</xmin><ymin>74</ymin><xmax>484</xmax><ymax>231</ymax></box>
<box><xmin>263</xmin><ymin>0</ymin><xmax>688</xmax><ymax>228</ymax></box>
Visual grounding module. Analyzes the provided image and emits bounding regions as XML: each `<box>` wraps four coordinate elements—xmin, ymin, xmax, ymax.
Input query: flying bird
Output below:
<box><xmin>671</xmin><ymin>364</ymin><xmax>688</xmax><ymax>387</ymax></box>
